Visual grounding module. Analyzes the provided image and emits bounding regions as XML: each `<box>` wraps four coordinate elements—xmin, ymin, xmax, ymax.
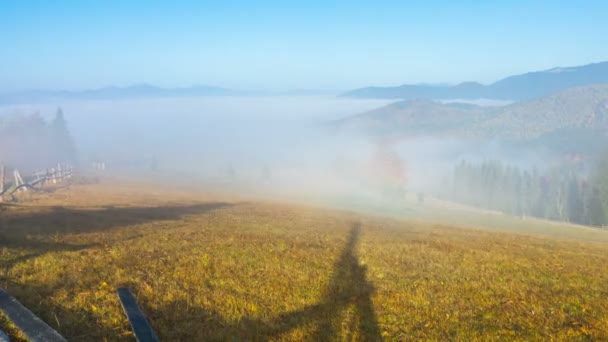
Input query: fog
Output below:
<box><xmin>0</xmin><ymin>93</ymin><xmax>601</xmax><ymax>226</ymax></box>
<box><xmin>1</xmin><ymin>96</ymin><xmax>424</xmax><ymax>204</ymax></box>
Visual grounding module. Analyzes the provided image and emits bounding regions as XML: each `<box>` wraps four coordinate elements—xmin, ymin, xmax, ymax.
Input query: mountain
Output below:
<box><xmin>0</xmin><ymin>84</ymin><xmax>238</xmax><ymax>104</ymax></box>
<box><xmin>472</xmin><ymin>84</ymin><xmax>608</xmax><ymax>139</ymax></box>
<box><xmin>343</xmin><ymin>61</ymin><xmax>608</xmax><ymax>101</ymax></box>
<box><xmin>0</xmin><ymin>85</ymin><xmax>346</xmax><ymax>104</ymax></box>
<box><xmin>336</xmin><ymin>84</ymin><xmax>608</xmax><ymax>147</ymax></box>
<box><xmin>333</xmin><ymin>99</ymin><xmax>489</xmax><ymax>139</ymax></box>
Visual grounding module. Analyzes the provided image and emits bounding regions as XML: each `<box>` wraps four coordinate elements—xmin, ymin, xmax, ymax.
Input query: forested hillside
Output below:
<box><xmin>337</xmin><ymin>84</ymin><xmax>608</xmax><ymax>145</ymax></box>
<box><xmin>472</xmin><ymin>84</ymin><xmax>608</xmax><ymax>139</ymax></box>
<box><xmin>446</xmin><ymin>158</ymin><xmax>607</xmax><ymax>226</ymax></box>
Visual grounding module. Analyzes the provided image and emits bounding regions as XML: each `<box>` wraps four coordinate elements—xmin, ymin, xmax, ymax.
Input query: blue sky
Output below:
<box><xmin>1</xmin><ymin>1</ymin><xmax>607</xmax><ymax>91</ymax></box>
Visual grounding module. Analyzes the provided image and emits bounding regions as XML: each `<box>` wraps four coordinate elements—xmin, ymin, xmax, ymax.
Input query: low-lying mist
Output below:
<box><xmin>0</xmin><ymin>96</ymin><xmax>409</xmax><ymax>203</ymax></box>
<box><xmin>0</xmin><ymin>95</ymin><xmax>597</xmax><ymax>223</ymax></box>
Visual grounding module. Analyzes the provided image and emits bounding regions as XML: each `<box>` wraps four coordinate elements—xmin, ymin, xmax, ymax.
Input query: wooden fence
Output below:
<box><xmin>0</xmin><ymin>163</ymin><xmax>74</xmax><ymax>201</ymax></box>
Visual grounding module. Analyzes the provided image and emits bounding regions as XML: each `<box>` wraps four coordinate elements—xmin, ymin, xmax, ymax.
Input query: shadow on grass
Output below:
<box><xmin>0</xmin><ymin>202</ymin><xmax>231</xmax><ymax>236</ymax></box>
<box><xmin>0</xmin><ymin>202</ymin><xmax>234</xmax><ymax>340</ymax></box>
<box><xmin>1</xmin><ymin>209</ymin><xmax>381</xmax><ymax>340</ymax></box>
<box><xmin>0</xmin><ymin>202</ymin><xmax>232</xmax><ymax>272</ymax></box>
<box><xmin>146</xmin><ymin>222</ymin><xmax>382</xmax><ymax>341</ymax></box>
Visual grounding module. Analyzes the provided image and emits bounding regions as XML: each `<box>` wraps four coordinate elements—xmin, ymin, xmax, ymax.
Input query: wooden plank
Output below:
<box><xmin>0</xmin><ymin>288</ymin><xmax>66</xmax><ymax>342</ymax></box>
<box><xmin>117</xmin><ymin>288</ymin><xmax>159</xmax><ymax>342</ymax></box>
<box><xmin>0</xmin><ymin>165</ymin><xmax>5</xmax><ymax>194</ymax></box>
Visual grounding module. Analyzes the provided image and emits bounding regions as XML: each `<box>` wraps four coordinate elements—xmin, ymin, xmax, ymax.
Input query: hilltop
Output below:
<box><xmin>333</xmin><ymin>99</ymin><xmax>488</xmax><ymax>139</ymax></box>
<box><xmin>336</xmin><ymin>84</ymin><xmax>608</xmax><ymax>149</ymax></box>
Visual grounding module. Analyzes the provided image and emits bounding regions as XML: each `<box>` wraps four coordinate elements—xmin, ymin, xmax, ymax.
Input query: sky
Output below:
<box><xmin>1</xmin><ymin>0</ymin><xmax>607</xmax><ymax>92</ymax></box>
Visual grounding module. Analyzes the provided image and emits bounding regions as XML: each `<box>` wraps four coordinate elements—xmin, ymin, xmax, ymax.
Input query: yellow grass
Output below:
<box><xmin>1</xmin><ymin>182</ymin><xmax>607</xmax><ymax>341</ymax></box>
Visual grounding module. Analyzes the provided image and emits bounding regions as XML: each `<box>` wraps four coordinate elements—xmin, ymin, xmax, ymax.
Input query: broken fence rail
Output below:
<box><xmin>117</xmin><ymin>288</ymin><xmax>160</xmax><ymax>342</ymax></box>
<box><xmin>0</xmin><ymin>163</ymin><xmax>73</xmax><ymax>201</ymax></box>
<box><xmin>0</xmin><ymin>287</ymin><xmax>159</xmax><ymax>342</ymax></box>
<box><xmin>0</xmin><ymin>288</ymin><xmax>66</xmax><ymax>342</ymax></box>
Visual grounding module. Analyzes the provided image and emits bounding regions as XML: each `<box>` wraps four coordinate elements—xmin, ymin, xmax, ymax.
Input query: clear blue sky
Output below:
<box><xmin>1</xmin><ymin>1</ymin><xmax>607</xmax><ymax>92</ymax></box>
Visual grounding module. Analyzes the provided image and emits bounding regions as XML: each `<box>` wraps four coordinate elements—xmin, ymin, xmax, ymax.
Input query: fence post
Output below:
<box><xmin>13</xmin><ymin>170</ymin><xmax>19</xmax><ymax>188</ymax></box>
<box><xmin>14</xmin><ymin>170</ymin><xmax>26</xmax><ymax>192</ymax></box>
<box><xmin>0</xmin><ymin>165</ymin><xmax>4</xmax><ymax>202</ymax></box>
<box><xmin>0</xmin><ymin>165</ymin><xmax>4</xmax><ymax>194</ymax></box>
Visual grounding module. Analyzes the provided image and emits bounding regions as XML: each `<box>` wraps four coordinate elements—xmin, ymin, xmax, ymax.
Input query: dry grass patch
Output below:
<box><xmin>0</xmin><ymin>183</ymin><xmax>607</xmax><ymax>340</ymax></box>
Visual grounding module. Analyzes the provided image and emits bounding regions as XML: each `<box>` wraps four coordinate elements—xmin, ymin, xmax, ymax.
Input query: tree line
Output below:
<box><xmin>446</xmin><ymin>159</ymin><xmax>606</xmax><ymax>226</ymax></box>
<box><xmin>0</xmin><ymin>108</ymin><xmax>77</xmax><ymax>172</ymax></box>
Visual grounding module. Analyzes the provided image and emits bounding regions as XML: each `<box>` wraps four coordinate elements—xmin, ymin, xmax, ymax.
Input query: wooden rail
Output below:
<box><xmin>0</xmin><ymin>288</ymin><xmax>66</xmax><ymax>342</ymax></box>
<box><xmin>117</xmin><ymin>288</ymin><xmax>159</xmax><ymax>342</ymax></box>
<box><xmin>0</xmin><ymin>163</ymin><xmax>74</xmax><ymax>202</ymax></box>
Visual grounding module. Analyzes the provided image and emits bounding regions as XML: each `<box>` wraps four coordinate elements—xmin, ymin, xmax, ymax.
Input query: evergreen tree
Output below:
<box><xmin>521</xmin><ymin>170</ymin><xmax>533</xmax><ymax>217</ymax></box>
<box><xmin>566</xmin><ymin>177</ymin><xmax>584</xmax><ymax>223</ymax></box>
<box><xmin>51</xmin><ymin>108</ymin><xmax>78</xmax><ymax>164</ymax></box>
<box><xmin>512</xmin><ymin>167</ymin><xmax>523</xmax><ymax>216</ymax></box>
<box><xmin>586</xmin><ymin>187</ymin><xmax>606</xmax><ymax>226</ymax></box>
<box><xmin>448</xmin><ymin>159</ymin><xmax>598</xmax><ymax>225</ymax></box>
<box><xmin>595</xmin><ymin>152</ymin><xmax>608</xmax><ymax>222</ymax></box>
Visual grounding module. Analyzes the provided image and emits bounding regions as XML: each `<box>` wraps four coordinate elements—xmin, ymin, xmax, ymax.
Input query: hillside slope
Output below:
<box><xmin>334</xmin><ymin>99</ymin><xmax>488</xmax><ymax>138</ymax></box>
<box><xmin>337</xmin><ymin>84</ymin><xmax>608</xmax><ymax>143</ymax></box>
<box><xmin>1</xmin><ymin>182</ymin><xmax>607</xmax><ymax>340</ymax></box>
<box><xmin>473</xmin><ymin>84</ymin><xmax>608</xmax><ymax>139</ymax></box>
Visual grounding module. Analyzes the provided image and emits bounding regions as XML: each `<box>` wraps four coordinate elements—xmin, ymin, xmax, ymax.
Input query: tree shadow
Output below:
<box><xmin>1</xmin><ymin>242</ymin><xmax>98</xmax><ymax>272</ymax></box>
<box><xmin>0</xmin><ymin>202</ymin><xmax>236</xmax><ymax>340</ymax></box>
<box><xmin>1</xmin><ymin>211</ymin><xmax>382</xmax><ymax>340</ymax></box>
<box><xmin>144</xmin><ymin>222</ymin><xmax>382</xmax><ymax>341</ymax></box>
<box><xmin>0</xmin><ymin>202</ymin><xmax>233</xmax><ymax>273</ymax></box>
<box><xmin>0</xmin><ymin>202</ymin><xmax>232</xmax><ymax>236</ymax></box>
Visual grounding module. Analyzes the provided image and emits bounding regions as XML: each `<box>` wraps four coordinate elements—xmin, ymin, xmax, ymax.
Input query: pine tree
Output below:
<box><xmin>566</xmin><ymin>177</ymin><xmax>584</xmax><ymax>224</ymax></box>
<box><xmin>592</xmin><ymin>151</ymin><xmax>608</xmax><ymax>225</ymax></box>
<box><xmin>587</xmin><ymin>187</ymin><xmax>606</xmax><ymax>226</ymax></box>
<box><xmin>521</xmin><ymin>170</ymin><xmax>533</xmax><ymax>217</ymax></box>
<box><xmin>51</xmin><ymin>107</ymin><xmax>78</xmax><ymax>164</ymax></box>
<box><xmin>512</xmin><ymin>167</ymin><xmax>523</xmax><ymax>217</ymax></box>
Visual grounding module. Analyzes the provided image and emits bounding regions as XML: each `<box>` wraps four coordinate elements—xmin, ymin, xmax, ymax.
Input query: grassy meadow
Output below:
<box><xmin>0</xmin><ymin>181</ymin><xmax>608</xmax><ymax>341</ymax></box>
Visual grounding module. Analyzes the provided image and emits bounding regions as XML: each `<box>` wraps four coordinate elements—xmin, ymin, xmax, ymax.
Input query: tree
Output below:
<box><xmin>566</xmin><ymin>177</ymin><xmax>584</xmax><ymax>224</ymax></box>
<box><xmin>592</xmin><ymin>151</ymin><xmax>608</xmax><ymax>224</ymax></box>
<box><xmin>586</xmin><ymin>187</ymin><xmax>605</xmax><ymax>226</ymax></box>
<box><xmin>51</xmin><ymin>108</ymin><xmax>78</xmax><ymax>164</ymax></box>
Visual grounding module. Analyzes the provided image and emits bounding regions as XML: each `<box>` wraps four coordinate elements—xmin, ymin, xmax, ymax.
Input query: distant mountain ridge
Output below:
<box><xmin>0</xmin><ymin>84</ymin><xmax>238</xmax><ymax>104</ymax></box>
<box><xmin>343</xmin><ymin>61</ymin><xmax>608</xmax><ymax>101</ymax></box>
<box><xmin>0</xmin><ymin>85</ymin><xmax>344</xmax><ymax>104</ymax></box>
<box><xmin>336</xmin><ymin>84</ymin><xmax>608</xmax><ymax>146</ymax></box>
